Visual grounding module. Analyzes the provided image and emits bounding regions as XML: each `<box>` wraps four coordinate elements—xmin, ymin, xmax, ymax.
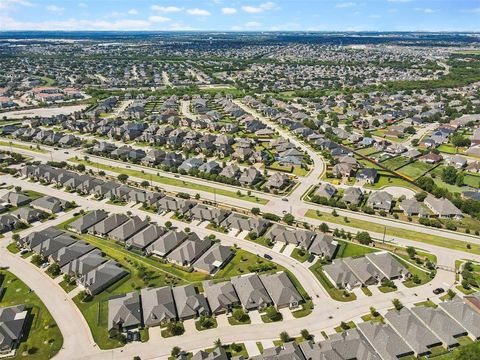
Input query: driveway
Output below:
<box><xmin>248</xmin><ymin>310</ymin><xmax>263</xmax><ymax>324</ymax></box>
<box><xmin>272</xmin><ymin>242</ymin><xmax>284</xmax><ymax>253</ymax></box>
<box><xmin>279</xmin><ymin>308</ymin><xmax>294</xmax><ymax>321</ymax></box>
<box><xmin>283</xmin><ymin>244</ymin><xmax>296</xmax><ymax>257</ymax></box>
<box><xmin>244</xmin><ymin>341</ymin><xmax>261</xmax><ymax>357</ymax></box>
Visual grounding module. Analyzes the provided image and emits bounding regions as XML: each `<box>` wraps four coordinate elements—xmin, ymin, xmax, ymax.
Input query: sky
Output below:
<box><xmin>1</xmin><ymin>0</ymin><xmax>480</xmax><ymax>32</ymax></box>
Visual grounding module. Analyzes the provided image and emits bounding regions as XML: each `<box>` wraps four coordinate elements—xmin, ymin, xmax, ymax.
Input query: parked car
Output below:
<box><xmin>263</xmin><ymin>253</ymin><xmax>273</xmax><ymax>260</ymax></box>
<box><xmin>433</xmin><ymin>288</ymin><xmax>445</xmax><ymax>294</ymax></box>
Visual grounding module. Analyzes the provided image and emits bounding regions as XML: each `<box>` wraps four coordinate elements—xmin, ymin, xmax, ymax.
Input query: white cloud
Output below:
<box><xmin>369</xmin><ymin>14</ymin><xmax>381</xmax><ymax>18</ymax></box>
<box><xmin>0</xmin><ymin>14</ymin><xmax>152</xmax><ymax>30</ymax></box>
<box><xmin>462</xmin><ymin>7</ymin><xmax>480</xmax><ymax>13</ymax></box>
<box><xmin>0</xmin><ymin>0</ymin><xmax>35</xmax><ymax>9</ymax></box>
<box><xmin>336</xmin><ymin>2</ymin><xmax>356</xmax><ymax>8</ymax></box>
<box><xmin>78</xmin><ymin>2</ymin><xmax>87</xmax><ymax>8</ymax></box>
<box><xmin>415</xmin><ymin>7</ymin><xmax>434</xmax><ymax>13</ymax></box>
<box><xmin>127</xmin><ymin>9</ymin><xmax>138</xmax><ymax>15</ymax></box>
<box><xmin>241</xmin><ymin>2</ymin><xmax>275</xmax><ymax>14</ymax></box>
<box><xmin>187</xmin><ymin>8</ymin><xmax>211</xmax><ymax>16</ymax></box>
<box><xmin>151</xmin><ymin>5</ymin><xmax>183</xmax><ymax>13</ymax></box>
<box><xmin>45</xmin><ymin>4</ymin><xmax>63</xmax><ymax>12</ymax></box>
<box><xmin>222</xmin><ymin>7</ymin><xmax>237</xmax><ymax>14</ymax></box>
<box><xmin>148</xmin><ymin>15</ymin><xmax>171</xmax><ymax>23</ymax></box>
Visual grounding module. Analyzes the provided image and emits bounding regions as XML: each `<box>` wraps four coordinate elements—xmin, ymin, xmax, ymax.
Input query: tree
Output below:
<box><xmin>47</xmin><ymin>263</ymin><xmax>61</xmax><ymax>277</ymax></box>
<box><xmin>251</xmin><ymin>207</ymin><xmax>261</xmax><ymax>215</ymax></box>
<box><xmin>171</xmin><ymin>347</ymin><xmax>181</xmax><ymax>358</ymax></box>
<box><xmin>456</xmin><ymin>341</ymin><xmax>480</xmax><ymax>359</ymax></box>
<box><xmin>78</xmin><ymin>290</ymin><xmax>92</xmax><ymax>302</ymax></box>
<box><xmin>300</xmin><ymin>329</ymin><xmax>312</xmax><ymax>340</ymax></box>
<box><xmin>356</xmin><ymin>231</ymin><xmax>372</xmax><ymax>245</ymax></box>
<box><xmin>166</xmin><ymin>321</ymin><xmax>184</xmax><ymax>336</ymax></box>
<box><xmin>392</xmin><ymin>298</ymin><xmax>403</xmax><ymax>310</ymax></box>
<box><xmin>279</xmin><ymin>331</ymin><xmax>290</xmax><ymax>343</ymax></box>
<box><xmin>370</xmin><ymin>306</ymin><xmax>378</xmax><ymax>317</ymax></box>
<box><xmin>165</xmin><ymin>221</ymin><xmax>172</xmax><ymax>229</ymax></box>
<box><xmin>118</xmin><ymin>173</ymin><xmax>129</xmax><ymax>183</ymax></box>
<box><xmin>214</xmin><ymin>338</ymin><xmax>222</xmax><ymax>348</ymax></box>
<box><xmin>141</xmin><ymin>180</ymin><xmax>149</xmax><ymax>188</ymax></box>
<box><xmin>319</xmin><ymin>223</ymin><xmax>329</xmax><ymax>233</ymax></box>
<box><xmin>232</xmin><ymin>308</ymin><xmax>248</xmax><ymax>322</ymax></box>
<box><xmin>447</xmin><ymin>289</ymin><xmax>456</xmax><ymax>300</ymax></box>
<box><xmin>265</xmin><ymin>306</ymin><xmax>282</xmax><ymax>322</ymax></box>
<box><xmin>406</xmin><ymin>246</ymin><xmax>416</xmax><ymax>259</ymax></box>
<box><xmin>12</xmin><ymin>234</ymin><xmax>20</xmax><ymax>242</ymax></box>
<box><xmin>282</xmin><ymin>213</ymin><xmax>294</xmax><ymax>225</ymax></box>
<box><xmin>441</xmin><ymin>166</ymin><xmax>458</xmax><ymax>185</ymax></box>
<box><xmin>31</xmin><ymin>254</ymin><xmax>45</xmax><ymax>266</ymax></box>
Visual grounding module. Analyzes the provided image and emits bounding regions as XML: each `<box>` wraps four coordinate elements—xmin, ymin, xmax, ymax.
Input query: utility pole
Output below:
<box><xmin>214</xmin><ymin>188</ymin><xmax>217</xmax><ymax>205</ymax></box>
<box><xmin>382</xmin><ymin>226</ymin><xmax>386</xmax><ymax>244</ymax></box>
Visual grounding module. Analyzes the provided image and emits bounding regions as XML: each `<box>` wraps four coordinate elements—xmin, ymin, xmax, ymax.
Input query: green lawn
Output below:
<box><xmin>309</xmin><ymin>260</ymin><xmax>357</xmax><ymax>302</ymax></box>
<box><xmin>215</xmin><ymin>249</ymin><xmax>284</xmax><ymax>281</ymax></box>
<box><xmin>397</xmin><ymin>162</ymin><xmax>434</xmax><ymax>180</ymax></box>
<box><xmin>290</xmin><ymin>248</ymin><xmax>309</xmax><ymax>262</ymax></box>
<box><xmin>437</xmin><ymin>144</ymin><xmax>458</xmax><ymax>154</ymax></box>
<box><xmin>70</xmin><ymin>158</ymin><xmax>268</xmax><ymax>205</ymax></box>
<box><xmin>381</xmin><ymin>157</ymin><xmax>411</xmax><ymax>171</ymax></box>
<box><xmin>305</xmin><ymin>209</ymin><xmax>480</xmax><ymax>255</ymax></box>
<box><xmin>7</xmin><ymin>241</ymin><xmax>21</xmax><ymax>254</ymax></box>
<box><xmin>59</xmin><ymin>279</ymin><xmax>76</xmax><ymax>293</ymax></box>
<box><xmin>0</xmin><ymin>270</ymin><xmax>63</xmax><ymax>359</ymax></box>
<box><xmin>464</xmin><ymin>174</ymin><xmax>480</xmax><ymax>189</ymax></box>
<box><xmin>334</xmin><ymin>240</ymin><xmax>378</xmax><ymax>258</ymax></box>
<box><xmin>364</xmin><ymin>174</ymin><xmax>418</xmax><ymax>191</ymax></box>
<box><xmin>0</xmin><ymin>140</ymin><xmax>47</xmax><ymax>154</ymax></box>
<box><xmin>357</xmin><ymin>147</ymin><xmax>380</xmax><ymax>156</ymax></box>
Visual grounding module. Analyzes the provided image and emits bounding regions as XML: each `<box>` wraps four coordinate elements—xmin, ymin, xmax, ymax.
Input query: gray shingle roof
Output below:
<box><xmin>230</xmin><ymin>273</ymin><xmax>272</xmax><ymax>310</ymax></box>
<box><xmin>141</xmin><ymin>286</ymin><xmax>177</xmax><ymax>327</ymax></box>
<box><xmin>259</xmin><ymin>271</ymin><xmax>302</xmax><ymax>308</ymax></box>
<box><xmin>108</xmin><ymin>292</ymin><xmax>142</xmax><ymax>331</ymax></box>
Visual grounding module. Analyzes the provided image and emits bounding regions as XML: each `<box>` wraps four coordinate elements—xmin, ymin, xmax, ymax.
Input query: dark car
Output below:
<box><xmin>433</xmin><ymin>288</ymin><xmax>445</xmax><ymax>295</ymax></box>
<box><xmin>263</xmin><ymin>253</ymin><xmax>273</xmax><ymax>260</ymax></box>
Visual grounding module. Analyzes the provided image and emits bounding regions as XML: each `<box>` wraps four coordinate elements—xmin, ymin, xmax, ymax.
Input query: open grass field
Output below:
<box><xmin>70</xmin><ymin>158</ymin><xmax>268</xmax><ymax>205</ymax></box>
<box><xmin>364</xmin><ymin>173</ymin><xmax>418</xmax><ymax>190</ymax></box>
<box><xmin>397</xmin><ymin>161</ymin><xmax>434</xmax><ymax>180</ymax></box>
<box><xmin>464</xmin><ymin>174</ymin><xmax>480</xmax><ymax>189</ymax></box>
<box><xmin>0</xmin><ymin>270</ymin><xmax>63</xmax><ymax>359</ymax></box>
<box><xmin>381</xmin><ymin>157</ymin><xmax>411</xmax><ymax>171</ymax></box>
<box><xmin>305</xmin><ymin>209</ymin><xmax>480</xmax><ymax>255</ymax></box>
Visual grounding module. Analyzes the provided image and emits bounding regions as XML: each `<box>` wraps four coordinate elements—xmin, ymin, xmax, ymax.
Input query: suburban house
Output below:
<box><xmin>424</xmin><ymin>195</ymin><xmax>463</xmax><ymax>219</ymax></box>
<box><xmin>192</xmin><ymin>243</ymin><xmax>233</xmax><ymax>274</ymax></box>
<box><xmin>79</xmin><ymin>260</ymin><xmax>128</xmax><ymax>295</ymax></box>
<box><xmin>366</xmin><ymin>191</ymin><xmax>393</xmax><ymax>212</ymax></box>
<box><xmin>172</xmin><ymin>284</ymin><xmax>210</xmax><ymax>320</ymax></box>
<box><xmin>259</xmin><ymin>272</ymin><xmax>302</xmax><ymax>309</ymax></box>
<box><xmin>68</xmin><ymin>210</ymin><xmax>108</xmax><ymax>234</ymax></box>
<box><xmin>230</xmin><ymin>273</ymin><xmax>272</xmax><ymax>311</ymax></box>
<box><xmin>202</xmin><ymin>280</ymin><xmax>240</xmax><ymax>315</ymax></box>
<box><xmin>108</xmin><ymin>292</ymin><xmax>142</xmax><ymax>332</ymax></box>
<box><xmin>141</xmin><ymin>287</ymin><xmax>177</xmax><ymax>327</ymax></box>
<box><xmin>0</xmin><ymin>305</ymin><xmax>28</xmax><ymax>355</ymax></box>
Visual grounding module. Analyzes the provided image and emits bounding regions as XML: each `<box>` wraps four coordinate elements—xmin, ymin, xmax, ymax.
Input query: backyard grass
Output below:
<box><xmin>0</xmin><ymin>270</ymin><xmax>63</xmax><ymax>359</ymax></box>
<box><xmin>309</xmin><ymin>260</ymin><xmax>357</xmax><ymax>302</ymax></box>
<box><xmin>464</xmin><ymin>174</ymin><xmax>480</xmax><ymax>189</ymax></box>
<box><xmin>364</xmin><ymin>174</ymin><xmax>418</xmax><ymax>191</ymax></box>
<box><xmin>381</xmin><ymin>157</ymin><xmax>411</xmax><ymax>171</ymax></box>
<box><xmin>305</xmin><ymin>209</ymin><xmax>480</xmax><ymax>255</ymax></box>
<box><xmin>0</xmin><ymin>140</ymin><xmax>47</xmax><ymax>154</ymax></box>
<box><xmin>70</xmin><ymin>158</ymin><xmax>268</xmax><ymax>205</ymax></box>
<box><xmin>397</xmin><ymin>161</ymin><xmax>434</xmax><ymax>180</ymax></box>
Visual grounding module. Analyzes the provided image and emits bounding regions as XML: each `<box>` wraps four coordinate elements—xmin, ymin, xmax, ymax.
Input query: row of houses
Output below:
<box><xmin>18</xmin><ymin>226</ymin><xmax>127</xmax><ymax>295</ymax></box>
<box><xmin>208</xmin><ymin>294</ymin><xmax>480</xmax><ymax>360</ymax></box>
<box><xmin>108</xmin><ymin>271</ymin><xmax>302</xmax><ymax>332</ymax></box>
<box><xmin>0</xmin><ymin>192</ymin><xmax>67</xmax><ymax>234</ymax></box>
<box><xmin>4</xmin><ymin>127</ymin><xmax>80</xmax><ymax>148</ymax></box>
<box><xmin>323</xmin><ymin>251</ymin><xmax>410</xmax><ymax>290</ymax></box>
<box><xmin>68</xmin><ymin>210</ymin><xmax>234</xmax><ymax>275</ymax></box>
<box><xmin>312</xmin><ymin>182</ymin><xmax>464</xmax><ymax>218</ymax></box>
